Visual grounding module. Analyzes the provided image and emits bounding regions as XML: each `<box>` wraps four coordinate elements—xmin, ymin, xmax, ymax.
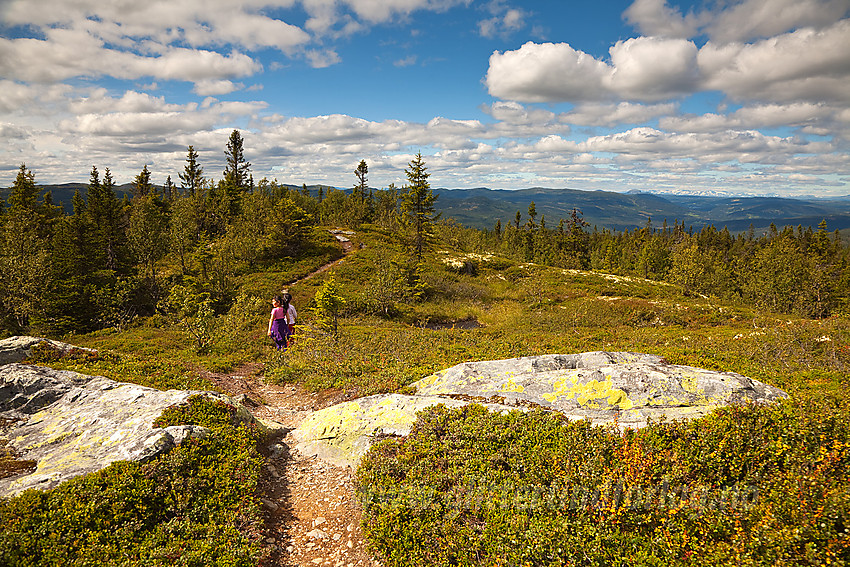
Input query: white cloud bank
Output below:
<box><xmin>0</xmin><ymin>0</ymin><xmax>848</xmax><ymax>197</ymax></box>
<box><xmin>486</xmin><ymin>20</ymin><xmax>850</xmax><ymax>104</ymax></box>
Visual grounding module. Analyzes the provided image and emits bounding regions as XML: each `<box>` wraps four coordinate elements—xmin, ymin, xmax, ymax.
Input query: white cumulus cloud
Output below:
<box><xmin>486</xmin><ymin>42</ymin><xmax>611</xmax><ymax>102</ymax></box>
<box><xmin>624</xmin><ymin>0</ymin><xmax>850</xmax><ymax>43</ymax></box>
<box><xmin>487</xmin><ymin>18</ymin><xmax>850</xmax><ymax>105</ymax></box>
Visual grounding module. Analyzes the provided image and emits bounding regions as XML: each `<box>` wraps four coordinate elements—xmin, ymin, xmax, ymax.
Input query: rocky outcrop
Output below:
<box><xmin>0</xmin><ymin>335</ymin><xmax>96</xmax><ymax>365</ymax></box>
<box><xmin>291</xmin><ymin>352</ymin><xmax>788</xmax><ymax>468</ymax></box>
<box><xmin>290</xmin><ymin>394</ymin><xmax>521</xmax><ymax>468</ymax></box>
<box><xmin>0</xmin><ymin>363</ymin><xmax>253</xmax><ymax>498</ymax></box>
<box><xmin>413</xmin><ymin>352</ymin><xmax>787</xmax><ymax>428</ymax></box>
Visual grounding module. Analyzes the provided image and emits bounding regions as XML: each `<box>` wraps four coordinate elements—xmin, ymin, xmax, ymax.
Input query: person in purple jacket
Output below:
<box><xmin>267</xmin><ymin>295</ymin><xmax>290</xmax><ymax>350</ymax></box>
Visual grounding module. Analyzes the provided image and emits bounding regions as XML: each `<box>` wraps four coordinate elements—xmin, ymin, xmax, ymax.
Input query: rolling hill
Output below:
<box><xmin>4</xmin><ymin>182</ymin><xmax>850</xmax><ymax>234</ymax></box>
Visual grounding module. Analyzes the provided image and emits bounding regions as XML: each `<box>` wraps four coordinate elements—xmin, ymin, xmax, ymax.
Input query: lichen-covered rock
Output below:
<box><xmin>414</xmin><ymin>352</ymin><xmax>787</xmax><ymax>429</ymax></box>
<box><xmin>0</xmin><ymin>364</ymin><xmax>92</xmax><ymax>417</ymax></box>
<box><xmin>0</xmin><ymin>363</ymin><xmax>249</xmax><ymax>498</ymax></box>
<box><xmin>290</xmin><ymin>394</ymin><xmax>520</xmax><ymax>468</ymax></box>
<box><xmin>0</xmin><ymin>335</ymin><xmax>96</xmax><ymax>365</ymax></box>
<box><xmin>291</xmin><ymin>352</ymin><xmax>788</xmax><ymax>468</ymax></box>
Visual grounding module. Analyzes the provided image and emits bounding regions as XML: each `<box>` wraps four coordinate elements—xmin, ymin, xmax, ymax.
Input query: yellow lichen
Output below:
<box><xmin>500</xmin><ymin>378</ymin><xmax>524</xmax><ymax>394</ymax></box>
<box><xmin>417</xmin><ymin>371</ymin><xmax>444</xmax><ymax>388</ymax></box>
<box><xmin>542</xmin><ymin>371</ymin><xmax>633</xmax><ymax>410</ymax></box>
<box><xmin>300</xmin><ymin>401</ymin><xmax>362</xmax><ymax>442</ymax></box>
<box><xmin>541</xmin><ymin>370</ymin><xmax>580</xmax><ymax>403</ymax></box>
<box><xmin>607</xmin><ymin>389</ymin><xmax>633</xmax><ymax>410</ymax></box>
<box><xmin>367</xmin><ymin>398</ymin><xmax>417</xmax><ymax>428</ymax></box>
<box><xmin>482</xmin><ymin>373</ymin><xmax>525</xmax><ymax>394</ymax></box>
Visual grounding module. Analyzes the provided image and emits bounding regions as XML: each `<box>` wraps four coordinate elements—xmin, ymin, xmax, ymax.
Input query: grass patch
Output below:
<box><xmin>25</xmin><ymin>339</ymin><xmax>215</xmax><ymax>392</ymax></box>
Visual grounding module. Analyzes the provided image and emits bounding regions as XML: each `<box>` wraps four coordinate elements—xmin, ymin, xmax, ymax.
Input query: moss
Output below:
<box><xmin>0</xmin><ymin>439</ymin><xmax>35</xmax><ymax>480</ymax></box>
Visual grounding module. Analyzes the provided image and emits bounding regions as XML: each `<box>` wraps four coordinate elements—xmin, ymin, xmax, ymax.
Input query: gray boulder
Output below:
<box><xmin>0</xmin><ymin>363</ymin><xmax>253</xmax><ymax>498</ymax></box>
<box><xmin>291</xmin><ymin>352</ymin><xmax>787</xmax><ymax>468</ymax></box>
<box><xmin>413</xmin><ymin>352</ymin><xmax>788</xmax><ymax>429</ymax></box>
<box><xmin>290</xmin><ymin>393</ymin><xmax>521</xmax><ymax>468</ymax></box>
<box><xmin>0</xmin><ymin>335</ymin><xmax>96</xmax><ymax>365</ymax></box>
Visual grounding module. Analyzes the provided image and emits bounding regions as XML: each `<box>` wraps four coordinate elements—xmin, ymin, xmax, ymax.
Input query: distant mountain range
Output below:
<box><xmin>4</xmin><ymin>183</ymin><xmax>850</xmax><ymax>234</ymax></box>
<box><xmin>432</xmin><ymin>187</ymin><xmax>850</xmax><ymax>234</ymax></box>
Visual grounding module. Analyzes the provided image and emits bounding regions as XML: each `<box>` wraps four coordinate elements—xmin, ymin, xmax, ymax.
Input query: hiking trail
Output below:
<box><xmin>205</xmin><ymin>230</ymin><xmax>378</xmax><ymax>567</ymax></box>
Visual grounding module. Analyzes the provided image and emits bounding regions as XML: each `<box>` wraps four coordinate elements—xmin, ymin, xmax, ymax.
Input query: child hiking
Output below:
<box><xmin>267</xmin><ymin>295</ymin><xmax>291</xmax><ymax>350</ymax></box>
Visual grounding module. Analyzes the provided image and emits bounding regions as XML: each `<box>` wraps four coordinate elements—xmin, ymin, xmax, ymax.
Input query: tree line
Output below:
<box><xmin>487</xmin><ymin>202</ymin><xmax>849</xmax><ymax>318</ymax></box>
<box><xmin>2</xmin><ymin>132</ymin><xmax>847</xmax><ymax>337</ymax></box>
<box><xmin>0</xmin><ymin>131</ymin><xmax>439</xmax><ymax>335</ymax></box>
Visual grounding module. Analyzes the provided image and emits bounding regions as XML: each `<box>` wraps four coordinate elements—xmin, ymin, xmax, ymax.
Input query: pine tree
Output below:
<box><xmin>179</xmin><ymin>145</ymin><xmax>204</xmax><ymax>197</ymax></box>
<box><xmin>133</xmin><ymin>165</ymin><xmax>153</xmax><ymax>199</ymax></box>
<box><xmin>401</xmin><ymin>152</ymin><xmax>439</xmax><ymax>264</ymax></box>
<box><xmin>223</xmin><ymin>130</ymin><xmax>251</xmax><ymax>215</ymax></box>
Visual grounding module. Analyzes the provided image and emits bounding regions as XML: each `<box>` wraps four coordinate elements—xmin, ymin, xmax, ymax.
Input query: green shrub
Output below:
<box><xmin>25</xmin><ymin>341</ymin><xmax>212</xmax><ymax>392</ymax></box>
<box><xmin>357</xmin><ymin>401</ymin><xmax>850</xmax><ymax>566</ymax></box>
<box><xmin>0</xmin><ymin>396</ymin><xmax>267</xmax><ymax>567</ymax></box>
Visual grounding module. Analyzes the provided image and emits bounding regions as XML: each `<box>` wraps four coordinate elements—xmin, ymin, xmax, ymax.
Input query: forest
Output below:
<box><xmin>1</xmin><ymin>131</ymin><xmax>848</xmax><ymax>566</ymax></box>
<box><xmin>1</xmin><ymin>129</ymin><xmax>848</xmax><ymax>338</ymax></box>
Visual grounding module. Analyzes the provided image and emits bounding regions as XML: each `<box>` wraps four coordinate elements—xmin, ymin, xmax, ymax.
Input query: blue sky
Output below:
<box><xmin>1</xmin><ymin>0</ymin><xmax>849</xmax><ymax>197</ymax></box>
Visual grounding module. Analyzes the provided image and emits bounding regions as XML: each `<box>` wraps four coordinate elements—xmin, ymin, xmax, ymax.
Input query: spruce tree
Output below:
<box><xmin>311</xmin><ymin>273</ymin><xmax>346</xmax><ymax>338</ymax></box>
<box><xmin>354</xmin><ymin>160</ymin><xmax>368</xmax><ymax>198</ymax></box>
<box><xmin>401</xmin><ymin>152</ymin><xmax>439</xmax><ymax>264</ymax></box>
<box><xmin>0</xmin><ymin>166</ymin><xmax>51</xmax><ymax>329</ymax></box>
<box><xmin>222</xmin><ymin>130</ymin><xmax>251</xmax><ymax>215</ymax></box>
<box><xmin>50</xmin><ymin>189</ymin><xmax>98</xmax><ymax>332</ymax></box>
<box><xmin>179</xmin><ymin>145</ymin><xmax>204</xmax><ymax>197</ymax></box>
<box><xmin>133</xmin><ymin>165</ymin><xmax>153</xmax><ymax>199</ymax></box>
<box><xmin>7</xmin><ymin>164</ymin><xmax>39</xmax><ymax>212</ymax></box>
<box><xmin>129</xmin><ymin>195</ymin><xmax>168</xmax><ymax>283</ymax></box>
<box><xmin>88</xmin><ymin>168</ymin><xmax>124</xmax><ymax>271</ymax></box>
<box><xmin>163</xmin><ymin>175</ymin><xmax>175</xmax><ymax>201</ymax></box>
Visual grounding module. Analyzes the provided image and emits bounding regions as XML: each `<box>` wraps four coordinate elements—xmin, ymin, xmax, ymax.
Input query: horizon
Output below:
<box><xmin>10</xmin><ymin>179</ymin><xmax>850</xmax><ymax>204</ymax></box>
<box><xmin>1</xmin><ymin>0</ymin><xmax>849</xmax><ymax>196</ymax></box>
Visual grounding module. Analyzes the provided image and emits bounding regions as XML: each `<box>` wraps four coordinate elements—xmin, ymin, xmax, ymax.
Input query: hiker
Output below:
<box><xmin>283</xmin><ymin>291</ymin><xmax>297</xmax><ymax>337</ymax></box>
<box><xmin>267</xmin><ymin>295</ymin><xmax>290</xmax><ymax>350</ymax></box>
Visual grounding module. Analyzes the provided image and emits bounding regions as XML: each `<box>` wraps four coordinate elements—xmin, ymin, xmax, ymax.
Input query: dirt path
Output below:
<box><xmin>205</xmin><ymin>232</ymin><xmax>378</xmax><ymax>567</ymax></box>
<box><xmin>205</xmin><ymin>369</ymin><xmax>377</xmax><ymax>567</ymax></box>
<box><xmin>288</xmin><ymin>232</ymin><xmax>355</xmax><ymax>287</ymax></box>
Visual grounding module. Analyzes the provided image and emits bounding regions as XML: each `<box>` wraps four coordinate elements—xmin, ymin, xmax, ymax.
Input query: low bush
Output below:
<box><xmin>25</xmin><ymin>341</ymin><xmax>213</xmax><ymax>392</ymax></box>
<box><xmin>0</xmin><ymin>395</ymin><xmax>268</xmax><ymax>567</ymax></box>
<box><xmin>357</xmin><ymin>400</ymin><xmax>850</xmax><ymax>566</ymax></box>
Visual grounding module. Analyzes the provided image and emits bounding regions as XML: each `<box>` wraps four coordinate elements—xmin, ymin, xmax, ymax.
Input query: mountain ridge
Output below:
<box><xmin>4</xmin><ymin>183</ymin><xmax>849</xmax><ymax>233</ymax></box>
